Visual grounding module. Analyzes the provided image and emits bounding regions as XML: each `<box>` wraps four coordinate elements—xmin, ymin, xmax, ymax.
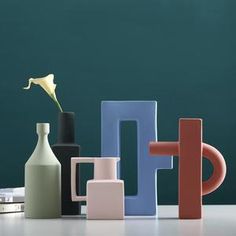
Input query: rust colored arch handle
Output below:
<box><xmin>202</xmin><ymin>143</ymin><xmax>226</xmax><ymax>196</ymax></box>
<box><xmin>149</xmin><ymin>142</ymin><xmax>227</xmax><ymax>195</ymax></box>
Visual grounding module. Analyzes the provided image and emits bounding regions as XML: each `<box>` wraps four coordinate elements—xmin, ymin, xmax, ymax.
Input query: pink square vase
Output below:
<box><xmin>87</xmin><ymin>180</ymin><xmax>124</xmax><ymax>220</ymax></box>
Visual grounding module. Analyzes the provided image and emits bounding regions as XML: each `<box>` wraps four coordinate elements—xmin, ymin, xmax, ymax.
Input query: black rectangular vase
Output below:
<box><xmin>52</xmin><ymin>112</ymin><xmax>81</xmax><ymax>215</ymax></box>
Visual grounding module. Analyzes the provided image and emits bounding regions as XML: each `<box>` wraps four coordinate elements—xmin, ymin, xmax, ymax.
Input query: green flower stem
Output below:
<box><xmin>54</xmin><ymin>99</ymin><xmax>63</xmax><ymax>112</ymax></box>
<box><xmin>50</xmin><ymin>94</ymin><xmax>63</xmax><ymax>112</ymax></box>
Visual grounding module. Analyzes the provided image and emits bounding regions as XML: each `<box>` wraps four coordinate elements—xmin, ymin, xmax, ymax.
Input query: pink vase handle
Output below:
<box><xmin>202</xmin><ymin>143</ymin><xmax>226</xmax><ymax>195</ymax></box>
<box><xmin>71</xmin><ymin>158</ymin><xmax>95</xmax><ymax>202</ymax></box>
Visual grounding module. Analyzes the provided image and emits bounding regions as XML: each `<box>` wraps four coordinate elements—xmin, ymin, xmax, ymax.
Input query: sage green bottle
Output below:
<box><xmin>25</xmin><ymin>123</ymin><xmax>61</xmax><ymax>218</ymax></box>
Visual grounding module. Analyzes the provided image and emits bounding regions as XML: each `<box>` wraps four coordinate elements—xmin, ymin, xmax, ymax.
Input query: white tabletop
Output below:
<box><xmin>0</xmin><ymin>205</ymin><xmax>235</xmax><ymax>236</ymax></box>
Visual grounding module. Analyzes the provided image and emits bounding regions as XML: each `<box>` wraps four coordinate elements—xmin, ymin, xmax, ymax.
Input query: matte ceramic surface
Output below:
<box><xmin>149</xmin><ymin>119</ymin><xmax>226</xmax><ymax>219</ymax></box>
<box><xmin>25</xmin><ymin>123</ymin><xmax>61</xmax><ymax>219</ymax></box>
<box><xmin>57</xmin><ymin>112</ymin><xmax>76</xmax><ymax>144</ymax></box>
<box><xmin>87</xmin><ymin>180</ymin><xmax>124</xmax><ymax>220</ymax></box>
<box><xmin>52</xmin><ymin>112</ymin><xmax>81</xmax><ymax>215</ymax></box>
<box><xmin>101</xmin><ymin>101</ymin><xmax>173</xmax><ymax>216</ymax></box>
<box><xmin>71</xmin><ymin>157</ymin><xmax>124</xmax><ymax>220</ymax></box>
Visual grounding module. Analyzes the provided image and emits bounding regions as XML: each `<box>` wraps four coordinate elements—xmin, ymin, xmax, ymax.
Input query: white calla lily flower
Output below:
<box><xmin>23</xmin><ymin>74</ymin><xmax>63</xmax><ymax>112</ymax></box>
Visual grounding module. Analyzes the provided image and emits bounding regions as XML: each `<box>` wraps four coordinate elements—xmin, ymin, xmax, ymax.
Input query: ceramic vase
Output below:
<box><xmin>25</xmin><ymin>123</ymin><xmax>61</xmax><ymax>218</ymax></box>
<box><xmin>71</xmin><ymin>157</ymin><xmax>124</xmax><ymax>220</ymax></box>
<box><xmin>52</xmin><ymin>112</ymin><xmax>81</xmax><ymax>215</ymax></box>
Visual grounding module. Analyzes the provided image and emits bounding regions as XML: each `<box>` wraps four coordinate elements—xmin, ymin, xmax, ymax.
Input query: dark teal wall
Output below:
<box><xmin>0</xmin><ymin>0</ymin><xmax>235</xmax><ymax>204</ymax></box>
